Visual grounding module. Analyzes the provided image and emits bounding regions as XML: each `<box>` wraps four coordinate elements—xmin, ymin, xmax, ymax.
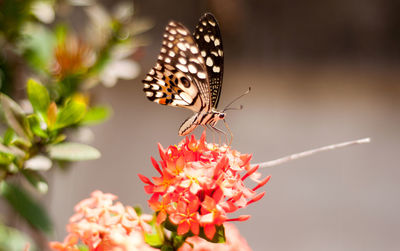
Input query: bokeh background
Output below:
<box><xmin>49</xmin><ymin>0</ymin><xmax>400</xmax><ymax>250</ymax></box>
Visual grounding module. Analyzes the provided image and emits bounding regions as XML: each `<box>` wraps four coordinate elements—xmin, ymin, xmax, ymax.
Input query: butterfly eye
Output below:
<box><xmin>180</xmin><ymin>77</ymin><xmax>190</xmax><ymax>88</ymax></box>
<box><xmin>219</xmin><ymin>113</ymin><xmax>225</xmax><ymax>119</ymax></box>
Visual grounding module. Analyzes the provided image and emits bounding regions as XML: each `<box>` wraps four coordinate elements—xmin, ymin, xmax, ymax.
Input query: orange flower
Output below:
<box><xmin>52</xmin><ymin>36</ymin><xmax>94</xmax><ymax>79</ymax></box>
<box><xmin>49</xmin><ymin>190</ymin><xmax>156</xmax><ymax>251</ymax></box>
<box><xmin>140</xmin><ymin>132</ymin><xmax>270</xmax><ymax>240</ymax></box>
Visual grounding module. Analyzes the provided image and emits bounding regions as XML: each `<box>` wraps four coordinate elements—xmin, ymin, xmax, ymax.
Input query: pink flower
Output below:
<box><xmin>140</xmin><ymin>132</ymin><xmax>270</xmax><ymax>240</ymax></box>
<box><xmin>179</xmin><ymin>223</ymin><xmax>252</xmax><ymax>251</ymax></box>
<box><xmin>49</xmin><ymin>190</ymin><xmax>156</xmax><ymax>251</ymax></box>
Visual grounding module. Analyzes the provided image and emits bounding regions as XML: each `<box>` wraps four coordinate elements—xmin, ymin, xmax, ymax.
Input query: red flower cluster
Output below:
<box><xmin>49</xmin><ymin>190</ymin><xmax>156</xmax><ymax>251</ymax></box>
<box><xmin>139</xmin><ymin>132</ymin><xmax>270</xmax><ymax>240</ymax></box>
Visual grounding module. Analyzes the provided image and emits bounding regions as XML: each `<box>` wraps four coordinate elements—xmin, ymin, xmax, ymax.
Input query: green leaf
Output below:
<box><xmin>27</xmin><ymin>79</ymin><xmax>50</xmax><ymax>119</ymax></box>
<box><xmin>0</xmin><ymin>152</ymin><xmax>14</xmax><ymax>165</ymax></box>
<box><xmin>21</xmin><ymin>170</ymin><xmax>48</xmax><ymax>194</ymax></box>
<box><xmin>144</xmin><ymin>216</ymin><xmax>164</xmax><ymax>247</ymax></box>
<box><xmin>0</xmin><ymin>181</ymin><xmax>52</xmax><ymax>234</ymax></box>
<box><xmin>54</xmin><ymin>100</ymin><xmax>86</xmax><ymax>130</ymax></box>
<box><xmin>0</xmin><ymin>142</ymin><xmax>25</xmax><ymax>158</ymax></box>
<box><xmin>199</xmin><ymin>224</ymin><xmax>226</xmax><ymax>243</ymax></box>
<box><xmin>134</xmin><ymin>206</ymin><xmax>142</xmax><ymax>216</ymax></box>
<box><xmin>51</xmin><ymin>134</ymin><xmax>66</xmax><ymax>145</ymax></box>
<box><xmin>78</xmin><ymin>245</ymin><xmax>89</xmax><ymax>251</ymax></box>
<box><xmin>0</xmin><ymin>223</ymin><xmax>37</xmax><ymax>251</ymax></box>
<box><xmin>48</xmin><ymin>142</ymin><xmax>100</xmax><ymax>161</ymax></box>
<box><xmin>0</xmin><ymin>94</ymin><xmax>32</xmax><ymax>144</ymax></box>
<box><xmin>27</xmin><ymin>115</ymin><xmax>48</xmax><ymax>138</ymax></box>
<box><xmin>24</xmin><ymin>155</ymin><xmax>52</xmax><ymax>171</ymax></box>
<box><xmin>3</xmin><ymin>128</ymin><xmax>15</xmax><ymax>145</ymax></box>
<box><xmin>160</xmin><ymin>245</ymin><xmax>174</xmax><ymax>251</ymax></box>
<box><xmin>80</xmin><ymin>106</ymin><xmax>111</xmax><ymax>126</ymax></box>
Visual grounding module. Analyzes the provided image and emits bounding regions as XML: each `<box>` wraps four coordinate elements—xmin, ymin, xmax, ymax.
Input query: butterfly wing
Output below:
<box><xmin>143</xmin><ymin>21</ymin><xmax>211</xmax><ymax>113</ymax></box>
<box><xmin>194</xmin><ymin>13</ymin><xmax>224</xmax><ymax>108</ymax></box>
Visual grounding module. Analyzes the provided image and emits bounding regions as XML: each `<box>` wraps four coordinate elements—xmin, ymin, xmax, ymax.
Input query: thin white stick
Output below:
<box><xmin>255</xmin><ymin>137</ymin><xmax>371</xmax><ymax>168</ymax></box>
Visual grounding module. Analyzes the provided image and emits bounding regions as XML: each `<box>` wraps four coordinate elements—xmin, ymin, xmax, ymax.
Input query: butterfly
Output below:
<box><xmin>142</xmin><ymin>13</ymin><xmax>229</xmax><ymax>136</ymax></box>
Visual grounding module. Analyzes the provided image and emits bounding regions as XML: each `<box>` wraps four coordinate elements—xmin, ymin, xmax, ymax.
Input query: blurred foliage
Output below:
<box><xmin>0</xmin><ymin>0</ymin><xmax>151</xmax><ymax>249</ymax></box>
<box><xmin>0</xmin><ymin>221</ymin><xmax>37</xmax><ymax>251</ymax></box>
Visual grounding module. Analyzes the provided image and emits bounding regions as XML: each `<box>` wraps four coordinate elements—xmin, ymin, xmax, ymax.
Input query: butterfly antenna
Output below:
<box><xmin>223</xmin><ymin>87</ymin><xmax>251</xmax><ymax>112</ymax></box>
<box><xmin>224</xmin><ymin>104</ymin><xmax>244</xmax><ymax>111</ymax></box>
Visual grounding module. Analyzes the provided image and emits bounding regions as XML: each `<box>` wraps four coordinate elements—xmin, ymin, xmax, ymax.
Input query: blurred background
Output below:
<box><xmin>28</xmin><ymin>0</ymin><xmax>400</xmax><ymax>250</ymax></box>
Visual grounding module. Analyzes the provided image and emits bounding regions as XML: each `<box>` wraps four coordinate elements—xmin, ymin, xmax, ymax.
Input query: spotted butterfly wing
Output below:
<box><xmin>194</xmin><ymin>13</ymin><xmax>224</xmax><ymax>108</ymax></box>
<box><xmin>143</xmin><ymin>14</ymin><xmax>227</xmax><ymax>136</ymax></box>
<box><xmin>143</xmin><ymin>21</ymin><xmax>211</xmax><ymax>113</ymax></box>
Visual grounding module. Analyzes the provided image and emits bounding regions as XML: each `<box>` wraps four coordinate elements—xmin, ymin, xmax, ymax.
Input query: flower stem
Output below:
<box><xmin>255</xmin><ymin>137</ymin><xmax>371</xmax><ymax>168</ymax></box>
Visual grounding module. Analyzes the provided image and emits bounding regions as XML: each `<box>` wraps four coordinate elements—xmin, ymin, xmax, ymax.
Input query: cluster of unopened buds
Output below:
<box><xmin>50</xmin><ymin>132</ymin><xmax>269</xmax><ymax>250</ymax></box>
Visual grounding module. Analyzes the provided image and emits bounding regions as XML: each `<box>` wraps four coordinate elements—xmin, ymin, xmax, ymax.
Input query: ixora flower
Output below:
<box><xmin>49</xmin><ymin>190</ymin><xmax>156</xmax><ymax>251</ymax></box>
<box><xmin>180</xmin><ymin>223</ymin><xmax>252</xmax><ymax>251</ymax></box>
<box><xmin>139</xmin><ymin>132</ymin><xmax>270</xmax><ymax>242</ymax></box>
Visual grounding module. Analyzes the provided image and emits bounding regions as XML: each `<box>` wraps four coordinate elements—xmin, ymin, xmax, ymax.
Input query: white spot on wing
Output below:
<box><xmin>213</xmin><ymin>66</ymin><xmax>220</xmax><ymax>73</ymax></box>
<box><xmin>180</xmin><ymin>92</ymin><xmax>193</xmax><ymax>103</ymax></box>
<box><xmin>168</xmin><ymin>51</ymin><xmax>175</xmax><ymax>57</ymax></box>
<box><xmin>201</xmin><ymin>51</ymin><xmax>206</xmax><ymax>57</ymax></box>
<box><xmin>206</xmin><ymin>57</ymin><xmax>213</xmax><ymax>66</ymax></box>
<box><xmin>197</xmin><ymin>72</ymin><xmax>206</xmax><ymax>79</ymax></box>
<box><xmin>157</xmin><ymin>79</ymin><xmax>166</xmax><ymax>86</ymax></box>
<box><xmin>190</xmin><ymin>46</ymin><xmax>198</xmax><ymax>54</ymax></box>
<box><xmin>214</xmin><ymin>39</ymin><xmax>220</xmax><ymax>46</ymax></box>
<box><xmin>204</xmin><ymin>35</ymin><xmax>210</xmax><ymax>43</ymax></box>
<box><xmin>177</xmin><ymin>43</ymin><xmax>187</xmax><ymax>51</ymax></box>
<box><xmin>145</xmin><ymin>91</ymin><xmax>153</xmax><ymax>97</ymax></box>
<box><xmin>165</xmin><ymin>57</ymin><xmax>171</xmax><ymax>63</ymax></box>
<box><xmin>208</xmin><ymin>20</ymin><xmax>216</xmax><ymax>26</ymax></box>
<box><xmin>155</xmin><ymin>92</ymin><xmax>164</xmax><ymax>98</ymax></box>
<box><xmin>188</xmin><ymin>64</ymin><xmax>197</xmax><ymax>74</ymax></box>
<box><xmin>176</xmin><ymin>64</ymin><xmax>188</xmax><ymax>73</ymax></box>
<box><xmin>177</xmin><ymin>28</ymin><xmax>187</xmax><ymax>35</ymax></box>
<box><xmin>151</xmin><ymin>84</ymin><xmax>160</xmax><ymax>90</ymax></box>
<box><xmin>145</xmin><ymin>76</ymin><xmax>153</xmax><ymax>81</ymax></box>
<box><xmin>178</xmin><ymin>57</ymin><xmax>187</xmax><ymax>65</ymax></box>
<box><xmin>144</xmin><ymin>83</ymin><xmax>150</xmax><ymax>88</ymax></box>
<box><xmin>172</xmin><ymin>100</ymin><xmax>189</xmax><ymax>106</ymax></box>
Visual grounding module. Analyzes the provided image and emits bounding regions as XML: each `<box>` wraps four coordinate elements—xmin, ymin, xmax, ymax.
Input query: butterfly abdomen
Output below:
<box><xmin>178</xmin><ymin>110</ymin><xmax>225</xmax><ymax>136</ymax></box>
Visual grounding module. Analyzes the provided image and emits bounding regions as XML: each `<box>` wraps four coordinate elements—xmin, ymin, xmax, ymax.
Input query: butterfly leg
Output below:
<box><xmin>223</xmin><ymin>119</ymin><xmax>233</xmax><ymax>146</ymax></box>
<box><xmin>201</xmin><ymin>124</ymin><xmax>210</xmax><ymax>141</ymax></box>
<box><xmin>206</xmin><ymin>124</ymin><xmax>218</xmax><ymax>143</ymax></box>
<box><xmin>210</xmin><ymin>125</ymin><xmax>228</xmax><ymax>146</ymax></box>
